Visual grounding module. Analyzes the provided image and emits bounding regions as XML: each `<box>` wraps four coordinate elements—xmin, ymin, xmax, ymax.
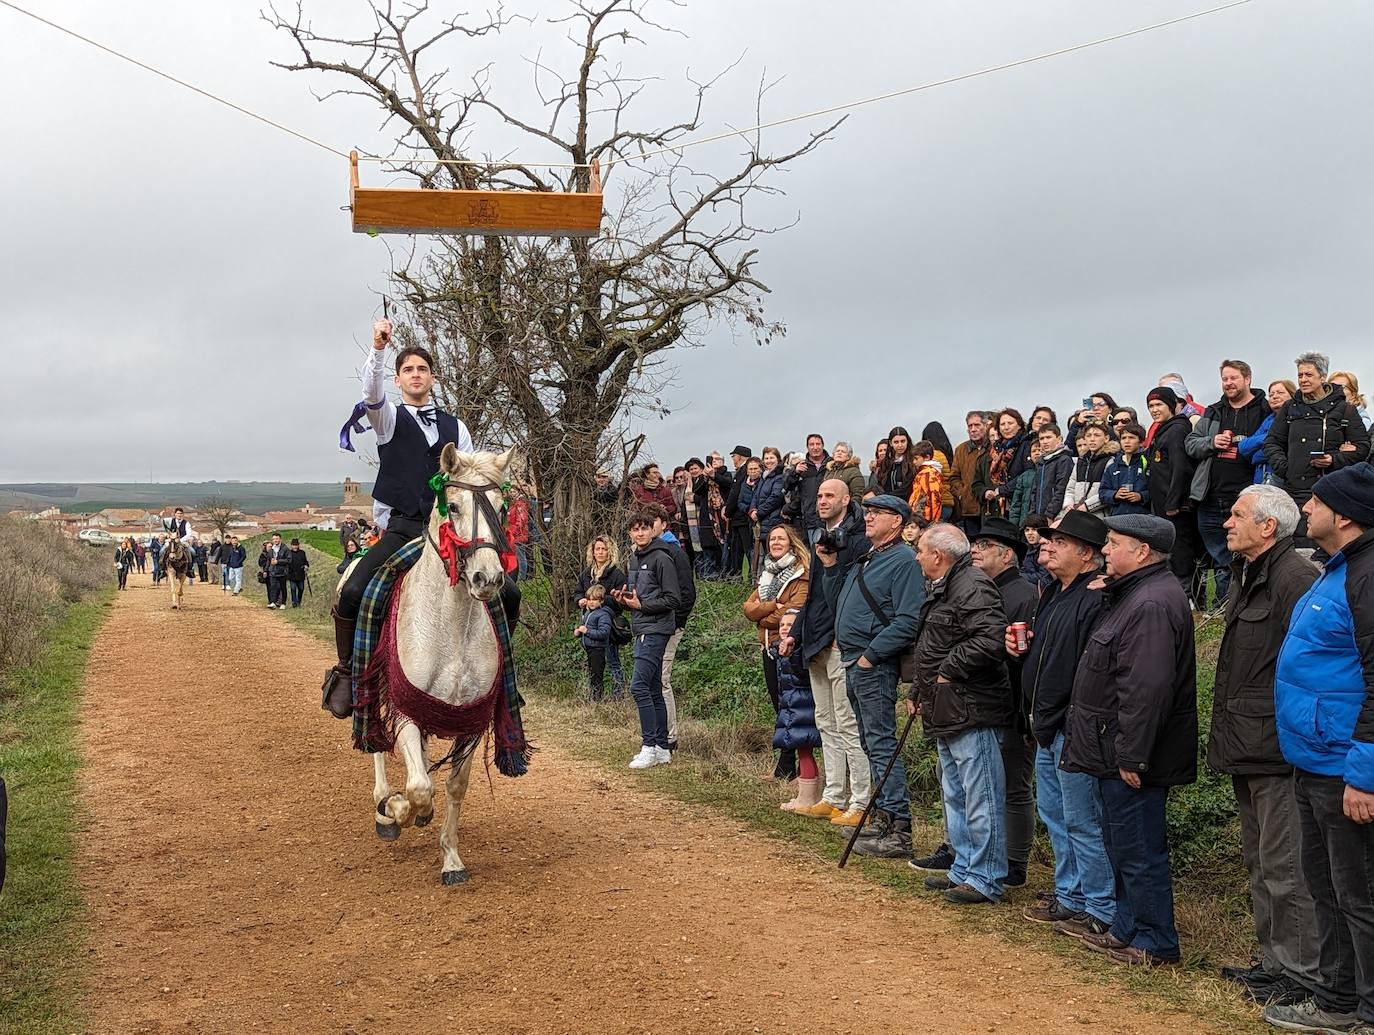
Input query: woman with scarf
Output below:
<box><xmin>873</xmin><ymin>426</ymin><xmax>916</xmax><ymax>502</ymax></box>
<box><xmin>977</xmin><ymin>408</ymin><xmax>1032</xmax><ymax>517</ymax></box>
<box><xmin>743</xmin><ymin>524</ymin><xmax>811</xmax><ymax>784</ymax></box>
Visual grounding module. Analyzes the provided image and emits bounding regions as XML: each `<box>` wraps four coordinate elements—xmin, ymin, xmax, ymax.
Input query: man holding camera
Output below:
<box><xmin>819</xmin><ymin>494</ymin><xmax>925</xmax><ymax>857</ymax></box>
<box><xmin>780</xmin><ymin>478</ymin><xmax>872</xmax><ymax>826</ymax></box>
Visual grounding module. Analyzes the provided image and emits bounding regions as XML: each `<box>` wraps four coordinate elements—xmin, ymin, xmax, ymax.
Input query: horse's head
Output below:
<box><xmin>433</xmin><ymin>444</ymin><xmax>517</xmax><ymax>602</ymax></box>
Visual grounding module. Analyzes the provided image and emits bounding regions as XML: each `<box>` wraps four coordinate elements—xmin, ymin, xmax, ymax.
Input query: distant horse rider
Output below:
<box><xmin>323</xmin><ymin>318</ymin><xmax>520</xmax><ymax>719</ymax></box>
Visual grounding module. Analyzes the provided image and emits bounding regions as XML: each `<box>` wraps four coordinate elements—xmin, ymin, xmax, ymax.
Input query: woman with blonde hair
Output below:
<box><xmin>576</xmin><ymin>534</ymin><xmax>628</xmax><ymax>696</ymax></box>
<box><xmin>1330</xmin><ymin>370</ymin><xmax>1370</xmax><ymax>426</ymax></box>
<box><xmin>743</xmin><ymin>524</ymin><xmax>815</xmax><ymax>793</ymax></box>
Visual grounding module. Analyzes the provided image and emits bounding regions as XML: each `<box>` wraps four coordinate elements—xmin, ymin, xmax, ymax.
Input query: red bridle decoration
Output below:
<box><xmin>436</xmin><ymin>522</ymin><xmax>520</xmax><ymax>586</ymax></box>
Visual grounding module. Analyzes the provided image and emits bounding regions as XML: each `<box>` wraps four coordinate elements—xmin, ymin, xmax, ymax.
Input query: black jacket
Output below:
<box><xmin>794</xmin><ymin>500</ymin><xmax>870</xmax><ymax>663</ymax></box>
<box><xmin>223</xmin><ymin>545</ymin><xmax>247</xmax><ymax>569</ymax></box>
<box><xmin>912</xmin><ymin>555</ymin><xmax>1012</xmax><ymax>739</ymax></box>
<box><xmin>660</xmin><ymin>532</ymin><xmax>697</xmax><ymax>629</ymax></box>
<box><xmin>1021</xmin><ymin>571</ymin><xmax>1105</xmax><ymax>746</ymax></box>
<box><xmin>265</xmin><ymin>545</ymin><xmax>291</xmax><ymax>578</ymax></box>
<box><xmin>725</xmin><ymin>464</ymin><xmax>752</xmax><ymax>528</ymax></box>
<box><xmin>286</xmin><ymin>548</ymin><xmax>310</xmax><ymax>580</ymax></box>
<box><xmin>784</xmin><ymin>453</ymin><xmax>831</xmax><ymax>531</ymax></box>
<box><xmin>1148</xmin><ymin>413</ymin><xmax>1196</xmax><ymax>515</ymax></box>
<box><xmin>576</xmin><ymin>563</ymin><xmax>628</xmax><ymax>614</ymax></box>
<box><xmin>994</xmin><ymin>566</ymin><xmax>1038</xmax><ymax>732</ymax></box>
<box><xmin>1206</xmin><ymin>537</ymin><xmax>1318</xmax><ymax>776</ymax></box>
<box><xmin>686</xmin><ymin>474</ymin><xmax>723</xmax><ymax>551</ymax></box>
<box><xmin>1062</xmin><ymin>562</ymin><xmax>1198</xmax><ymax>785</ymax></box>
<box><xmin>1262</xmin><ymin>384</ymin><xmax>1372</xmax><ymax>501</ymax></box>
<box><xmin>624</xmin><ymin>538</ymin><xmax>683</xmax><ymax>638</ymax></box>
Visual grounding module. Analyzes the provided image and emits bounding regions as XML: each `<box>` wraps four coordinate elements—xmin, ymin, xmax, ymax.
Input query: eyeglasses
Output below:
<box><xmin>970</xmin><ymin>538</ymin><xmax>995</xmax><ymax>550</ymax></box>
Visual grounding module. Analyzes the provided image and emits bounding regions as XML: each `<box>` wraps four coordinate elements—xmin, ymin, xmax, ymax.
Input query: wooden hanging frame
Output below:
<box><xmin>349</xmin><ymin>152</ymin><xmax>602</xmax><ymax>238</ymax></box>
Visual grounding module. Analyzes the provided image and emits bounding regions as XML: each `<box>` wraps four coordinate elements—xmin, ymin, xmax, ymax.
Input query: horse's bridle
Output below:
<box><xmin>425</xmin><ymin>479</ymin><xmax>512</xmax><ymax>581</ymax></box>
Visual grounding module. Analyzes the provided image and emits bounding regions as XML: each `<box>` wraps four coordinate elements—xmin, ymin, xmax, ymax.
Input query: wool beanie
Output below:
<box><xmin>1312</xmin><ymin>462</ymin><xmax>1374</xmax><ymax>530</ymax></box>
<box><xmin>1146</xmin><ymin>386</ymin><xmax>1180</xmax><ymax>411</ymax></box>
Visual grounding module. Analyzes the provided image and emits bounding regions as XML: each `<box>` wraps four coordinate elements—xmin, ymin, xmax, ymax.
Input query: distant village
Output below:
<box><xmin>7</xmin><ymin>478</ymin><xmax>374</xmax><ymax>543</ymax></box>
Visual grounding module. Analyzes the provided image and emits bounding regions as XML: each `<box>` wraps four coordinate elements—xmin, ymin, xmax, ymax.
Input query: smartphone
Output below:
<box><xmin>1081</xmin><ymin>397</ymin><xmax>1094</xmax><ymax>409</ymax></box>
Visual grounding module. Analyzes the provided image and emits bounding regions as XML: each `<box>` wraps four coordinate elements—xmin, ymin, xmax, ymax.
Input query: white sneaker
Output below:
<box><xmin>628</xmin><ymin>746</ymin><xmax>658</xmax><ymax>769</ymax></box>
<box><xmin>653</xmin><ymin>747</ymin><xmax>672</xmax><ymax>765</ymax></box>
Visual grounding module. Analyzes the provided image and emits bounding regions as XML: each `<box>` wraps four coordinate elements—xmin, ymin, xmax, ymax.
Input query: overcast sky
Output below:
<box><xmin>3</xmin><ymin>0</ymin><xmax>1371</xmax><ymax>482</ymax></box>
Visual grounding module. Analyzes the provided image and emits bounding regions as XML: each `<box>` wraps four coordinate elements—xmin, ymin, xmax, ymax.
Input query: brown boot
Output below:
<box><xmin>781</xmin><ymin>777</ymin><xmax>823</xmax><ymax>813</ymax></box>
<box><xmin>322</xmin><ymin>608</ymin><xmax>356</xmax><ymax>719</ymax></box>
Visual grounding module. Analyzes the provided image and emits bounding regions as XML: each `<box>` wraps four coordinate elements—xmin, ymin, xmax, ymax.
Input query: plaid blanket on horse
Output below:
<box><xmin>350</xmin><ymin>538</ymin><xmax>529</xmax><ymax>776</ymax></box>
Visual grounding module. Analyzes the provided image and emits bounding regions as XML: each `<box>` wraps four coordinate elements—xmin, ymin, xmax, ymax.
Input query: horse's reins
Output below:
<box><xmin>424</xmin><ymin>478</ymin><xmax>513</xmax><ymax>585</ymax></box>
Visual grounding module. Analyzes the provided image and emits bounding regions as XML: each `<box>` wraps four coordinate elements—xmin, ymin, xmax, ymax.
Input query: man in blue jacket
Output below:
<box><xmin>820</xmin><ymin>494</ymin><xmax>925</xmax><ymax>858</ymax></box>
<box><xmin>1268</xmin><ymin>463</ymin><xmax>1374</xmax><ymax>1033</ymax></box>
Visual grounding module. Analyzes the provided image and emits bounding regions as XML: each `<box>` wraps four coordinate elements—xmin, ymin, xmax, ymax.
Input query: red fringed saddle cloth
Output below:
<box><xmin>351</xmin><ymin>543</ymin><xmax>529</xmax><ymax>776</ymax></box>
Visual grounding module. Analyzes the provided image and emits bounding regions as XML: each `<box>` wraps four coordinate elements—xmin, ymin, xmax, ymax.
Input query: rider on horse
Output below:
<box><xmin>323</xmin><ymin>318</ymin><xmax>520</xmax><ymax>719</ymax></box>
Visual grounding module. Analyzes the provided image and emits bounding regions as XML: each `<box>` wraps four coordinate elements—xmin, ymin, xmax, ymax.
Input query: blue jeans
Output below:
<box><xmin>1036</xmin><ymin>734</ymin><xmax>1115</xmax><ymax>922</ymax></box>
<box><xmin>937</xmin><ymin>727</ymin><xmax>1007</xmax><ymax>900</ymax></box>
<box><xmin>1196</xmin><ymin>500</ymin><xmax>1233</xmax><ymax>602</ymax></box>
<box><xmin>226</xmin><ymin>567</ymin><xmax>243</xmax><ymax>593</ymax></box>
<box><xmin>844</xmin><ymin>659</ymin><xmax>910</xmax><ymax>823</ymax></box>
<box><xmin>289</xmin><ymin>579</ymin><xmax>305</xmax><ymax>607</ymax></box>
<box><xmin>1097</xmin><ymin>780</ymin><xmax>1180</xmax><ymax>960</ymax></box>
<box><xmin>630</xmin><ymin>633</ymin><xmax>670</xmax><ymax>748</ymax></box>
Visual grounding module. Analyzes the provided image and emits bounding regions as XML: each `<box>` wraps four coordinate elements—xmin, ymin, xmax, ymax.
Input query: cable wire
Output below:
<box><xmin>0</xmin><ymin>0</ymin><xmax>347</xmax><ymax>159</ymax></box>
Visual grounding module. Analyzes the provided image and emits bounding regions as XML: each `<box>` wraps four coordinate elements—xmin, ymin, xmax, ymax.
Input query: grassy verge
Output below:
<box><xmin>0</xmin><ymin>588</ymin><xmax>116</xmax><ymax>1034</ymax></box>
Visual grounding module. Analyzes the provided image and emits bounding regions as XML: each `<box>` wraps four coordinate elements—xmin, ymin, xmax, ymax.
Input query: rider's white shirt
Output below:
<box><xmin>162</xmin><ymin>517</ymin><xmax>197</xmax><ymax>545</ymax></box>
<box><xmin>360</xmin><ymin>348</ymin><xmax>474</xmax><ymax>532</ymax></box>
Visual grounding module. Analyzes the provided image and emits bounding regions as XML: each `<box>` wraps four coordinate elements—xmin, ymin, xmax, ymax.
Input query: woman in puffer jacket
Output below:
<box><xmin>743</xmin><ymin>524</ymin><xmax>811</xmax><ymax>791</ymax></box>
<box><xmin>751</xmin><ymin>447</ymin><xmax>788</xmax><ymax>533</ymax></box>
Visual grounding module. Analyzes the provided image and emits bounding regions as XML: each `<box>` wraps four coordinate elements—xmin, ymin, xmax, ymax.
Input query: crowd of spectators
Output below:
<box><xmin>578</xmin><ymin>352</ymin><xmax>1373</xmax><ymax>1033</ymax></box>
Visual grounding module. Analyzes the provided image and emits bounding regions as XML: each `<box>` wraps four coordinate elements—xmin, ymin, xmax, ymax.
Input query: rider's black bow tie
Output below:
<box><xmin>414</xmin><ymin>407</ymin><xmax>437</xmax><ymax>427</ymax></box>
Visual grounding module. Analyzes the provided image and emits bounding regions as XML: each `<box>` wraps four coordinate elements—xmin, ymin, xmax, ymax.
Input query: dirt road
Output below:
<box><xmin>76</xmin><ymin>572</ymin><xmax>1218</xmax><ymax>1033</ymax></box>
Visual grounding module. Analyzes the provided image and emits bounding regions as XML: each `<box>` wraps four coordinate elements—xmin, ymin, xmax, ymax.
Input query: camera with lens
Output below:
<box><xmin>816</xmin><ymin>526</ymin><xmax>847</xmax><ymax>553</ymax></box>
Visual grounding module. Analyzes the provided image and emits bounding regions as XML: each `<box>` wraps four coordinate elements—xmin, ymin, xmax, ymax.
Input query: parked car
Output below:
<box><xmin>78</xmin><ymin>528</ymin><xmax>115</xmax><ymax>546</ymax></box>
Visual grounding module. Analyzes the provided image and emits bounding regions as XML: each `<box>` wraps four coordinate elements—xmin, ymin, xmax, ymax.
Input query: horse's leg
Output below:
<box><xmin>377</xmin><ymin>721</ymin><xmax>431</xmax><ymax>829</ymax></box>
<box><xmin>438</xmin><ymin>748</ymin><xmax>477</xmax><ymax>886</ymax></box>
<box><xmin>373</xmin><ymin>752</ymin><xmax>400</xmax><ymax>841</ymax></box>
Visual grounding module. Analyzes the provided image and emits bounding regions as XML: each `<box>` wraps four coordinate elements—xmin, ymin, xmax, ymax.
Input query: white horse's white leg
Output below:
<box><xmin>381</xmin><ymin>721</ymin><xmax>432</xmax><ymax>828</ymax></box>
<box><xmin>373</xmin><ymin>751</ymin><xmax>401</xmax><ymax>840</ymax></box>
<box><xmin>438</xmin><ymin>749</ymin><xmax>477</xmax><ymax>885</ymax></box>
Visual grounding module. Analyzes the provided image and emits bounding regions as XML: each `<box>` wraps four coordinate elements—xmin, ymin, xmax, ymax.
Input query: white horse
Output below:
<box><xmin>162</xmin><ymin>537</ymin><xmax>192</xmax><ymax>609</ymax></box>
<box><xmin>354</xmin><ymin>445</ymin><xmax>514</xmax><ymax>886</ymax></box>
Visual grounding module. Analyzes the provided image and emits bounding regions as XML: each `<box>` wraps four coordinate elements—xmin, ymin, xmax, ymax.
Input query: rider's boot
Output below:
<box><xmin>321</xmin><ymin>607</ymin><xmax>356</xmax><ymax>719</ymax></box>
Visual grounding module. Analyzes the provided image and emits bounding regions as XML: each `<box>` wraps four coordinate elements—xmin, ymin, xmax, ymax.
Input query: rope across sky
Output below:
<box><xmin>1</xmin><ymin>0</ymin><xmax>1258</xmax><ymax>172</ymax></box>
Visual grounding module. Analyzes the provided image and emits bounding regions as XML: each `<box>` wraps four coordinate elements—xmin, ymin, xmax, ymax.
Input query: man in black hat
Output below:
<box><xmin>1008</xmin><ymin>512</ymin><xmax>1116</xmax><ymax>938</ymax></box>
<box><xmin>723</xmin><ymin>445</ymin><xmax>753</xmax><ymax>579</ymax></box>
<box><xmin>1061</xmin><ymin>513</ymin><xmax>1198</xmax><ymax>966</ymax></box>
<box><xmin>1267</xmin><ymin>463</ymin><xmax>1374</xmax><ymax>1033</ymax></box>
<box><xmin>820</xmin><ymin>494</ymin><xmax>925</xmax><ymax>858</ymax></box>
<box><xmin>970</xmin><ymin>516</ymin><xmax>1037</xmax><ymax>887</ymax></box>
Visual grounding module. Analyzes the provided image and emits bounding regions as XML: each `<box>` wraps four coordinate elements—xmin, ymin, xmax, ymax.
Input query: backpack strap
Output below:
<box><xmin>854</xmin><ymin>558</ymin><xmax>891</xmax><ymax>626</ymax></box>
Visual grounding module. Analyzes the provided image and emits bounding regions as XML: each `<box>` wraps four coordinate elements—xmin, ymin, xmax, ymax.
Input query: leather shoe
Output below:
<box><xmin>1077</xmin><ymin>929</ymin><xmax>1131</xmax><ymax>954</ymax></box>
<box><xmin>944</xmin><ymin>883</ymin><xmax>993</xmax><ymax>905</ymax></box>
<box><xmin>1106</xmin><ymin>945</ymin><xmax>1179</xmax><ymax>967</ymax></box>
<box><xmin>920</xmin><ymin>874</ymin><xmax>954</xmax><ymax>891</ymax></box>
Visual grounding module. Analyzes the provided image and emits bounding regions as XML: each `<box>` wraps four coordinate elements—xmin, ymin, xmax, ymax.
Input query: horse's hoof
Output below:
<box><xmin>375</xmin><ymin>820</ymin><xmax>400</xmax><ymax>841</ymax></box>
<box><xmin>441</xmin><ymin>869</ymin><xmax>470</xmax><ymax>886</ymax></box>
<box><xmin>414</xmin><ymin>811</ymin><xmax>433</xmax><ymax>828</ymax></box>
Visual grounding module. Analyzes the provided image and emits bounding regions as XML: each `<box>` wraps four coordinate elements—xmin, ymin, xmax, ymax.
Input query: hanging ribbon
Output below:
<box><xmin>338</xmin><ymin>398</ymin><xmax>387</xmax><ymax>452</ymax></box>
<box><xmin>436</xmin><ymin>522</ymin><xmax>469</xmax><ymax>587</ymax></box>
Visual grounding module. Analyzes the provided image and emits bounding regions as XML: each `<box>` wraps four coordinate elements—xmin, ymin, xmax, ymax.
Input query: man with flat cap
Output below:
<box><xmin>971</xmin><ymin>516</ymin><xmax>1038</xmax><ymax>887</ymax></box>
<box><xmin>1008</xmin><ymin>511</ymin><xmax>1116</xmax><ymax>939</ymax></box>
<box><xmin>1266</xmin><ymin>463</ymin><xmax>1374</xmax><ymax>1033</ymax></box>
<box><xmin>723</xmin><ymin>444</ymin><xmax>753</xmax><ymax>579</ymax></box>
<box><xmin>1061</xmin><ymin>512</ymin><xmax>1198</xmax><ymax>966</ymax></box>
<box><xmin>820</xmin><ymin>494</ymin><xmax>926</xmax><ymax>858</ymax></box>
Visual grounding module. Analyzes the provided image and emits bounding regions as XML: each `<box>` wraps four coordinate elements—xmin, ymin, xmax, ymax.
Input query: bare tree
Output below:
<box><xmin>266</xmin><ymin>0</ymin><xmax>838</xmax><ymax>617</ymax></box>
<box><xmin>197</xmin><ymin>495</ymin><xmax>242</xmax><ymax>540</ymax></box>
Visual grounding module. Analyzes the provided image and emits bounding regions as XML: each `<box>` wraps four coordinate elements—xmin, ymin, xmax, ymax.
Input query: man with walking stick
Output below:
<box><xmin>819</xmin><ymin>495</ymin><xmax>925</xmax><ymax>859</ymax></box>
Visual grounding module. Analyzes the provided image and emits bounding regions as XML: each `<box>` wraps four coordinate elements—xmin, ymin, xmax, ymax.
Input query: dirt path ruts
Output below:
<box><xmin>77</xmin><ymin>571</ymin><xmax>1217</xmax><ymax>1033</ymax></box>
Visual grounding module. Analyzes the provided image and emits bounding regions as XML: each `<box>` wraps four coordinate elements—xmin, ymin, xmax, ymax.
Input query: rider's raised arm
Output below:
<box><xmin>361</xmin><ymin>321</ymin><xmax>397</xmax><ymax>444</ymax></box>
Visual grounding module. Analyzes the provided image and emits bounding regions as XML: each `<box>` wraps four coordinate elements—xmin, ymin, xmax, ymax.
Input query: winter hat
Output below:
<box><xmin>1146</xmin><ymin>386</ymin><xmax>1180</xmax><ymax>411</ymax></box>
<box><xmin>1312</xmin><ymin>462</ymin><xmax>1374</xmax><ymax>529</ymax></box>
<box><xmin>861</xmin><ymin>494</ymin><xmax>912</xmax><ymax>522</ymax></box>
<box><xmin>1105</xmin><ymin>513</ymin><xmax>1176</xmax><ymax>554</ymax></box>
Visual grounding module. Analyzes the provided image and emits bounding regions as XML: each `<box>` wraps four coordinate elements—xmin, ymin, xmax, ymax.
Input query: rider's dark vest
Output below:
<box><xmin>373</xmin><ymin>405</ymin><xmax>463</xmax><ymax>522</ymax></box>
<box><xmin>167</xmin><ymin>518</ymin><xmax>188</xmax><ymax>538</ymax></box>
